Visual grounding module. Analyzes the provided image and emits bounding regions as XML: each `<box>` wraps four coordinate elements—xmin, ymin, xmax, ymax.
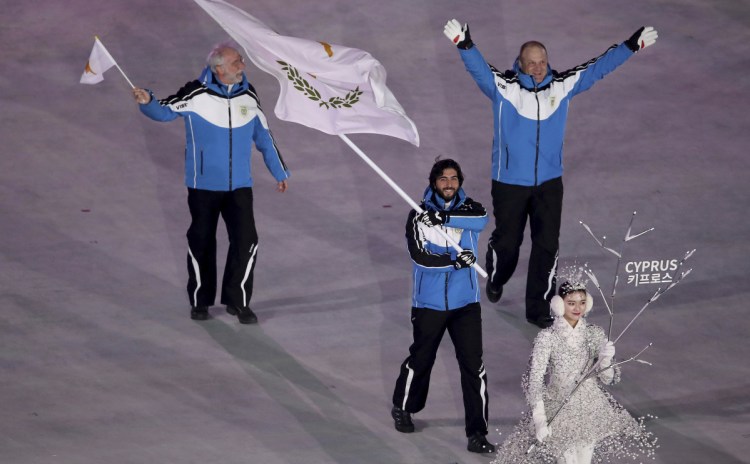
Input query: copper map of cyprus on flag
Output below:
<box><xmin>193</xmin><ymin>0</ymin><xmax>419</xmax><ymax>146</ymax></box>
<box><xmin>80</xmin><ymin>37</ymin><xmax>117</xmax><ymax>84</ymax></box>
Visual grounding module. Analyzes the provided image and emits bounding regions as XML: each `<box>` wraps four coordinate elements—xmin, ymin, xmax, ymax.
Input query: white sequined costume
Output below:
<box><xmin>492</xmin><ymin>318</ymin><xmax>657</xmax><ymax>463</ymax></box>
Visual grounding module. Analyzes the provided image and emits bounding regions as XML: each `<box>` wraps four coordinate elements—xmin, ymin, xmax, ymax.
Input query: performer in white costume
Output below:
<box><xmin>492</xmin><ymin>278</ymin><xmax>657</xmax><ymax>463</ymax></box>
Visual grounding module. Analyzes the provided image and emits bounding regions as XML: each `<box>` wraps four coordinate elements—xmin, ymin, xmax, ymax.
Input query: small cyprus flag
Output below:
<box><xmin>80</xmin><ymin>37</ymin><xmax>117</xmax><ymax>84</ymax></box>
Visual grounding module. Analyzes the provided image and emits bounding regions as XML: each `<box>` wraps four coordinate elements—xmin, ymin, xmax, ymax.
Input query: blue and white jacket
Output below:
<box><xmin>407</xmin><ymin>187</ymin><xmax>488</xmax><ymax>311</ymax></box>
<box><xmin>139</xmin><ymin>67</ymin><xmax>290</xmax><ymax>191</ymax></box>
<box><xmin>459</xmin><ymin>42</ymin><xmax>634</xmax><ymax>187</ymax></box>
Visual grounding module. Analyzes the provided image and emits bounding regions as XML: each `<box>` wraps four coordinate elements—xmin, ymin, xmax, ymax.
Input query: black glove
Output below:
<box><xmin>625</xmin><ymin>26</ymin><xmax>658</xmax><ymax>52</ymax></box>
<box><xmin>443</xmin><ymin>19</ymin><xmax>474</xmax><ymax>50</ymax></box>
<box><xmin>417</xmin><ymin>210</ymin><xmax>446</xmax><ymax>227</ymax></box>
<box><xmin>453</xmin><ymin>250</ymin><xmax>476</xmax><ymax>269</ymax></box>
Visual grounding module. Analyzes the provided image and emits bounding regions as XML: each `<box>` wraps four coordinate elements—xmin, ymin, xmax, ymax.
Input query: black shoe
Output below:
<box><xmin>190</xmin><ymin>306</ymin><xmax>209</xmax><ymax>321</ymax></box>
<box><xmin>486</xmin><ymin>282</ymin><xmax>503</xmax><ymax>303</ymax></box>
<box><xmin>391</xmin><ymin>406</ymin><xmax>415</xmax><ymax>433</ymax></box>
<box><xmin>467</xmin><ymin>433</ymin><xmax>496</xmax><ymax>454</ymax></box>
<box><xmin>527</xmin><ymin>316</ymin><xmax>554</xmax><ymax>329</ymax></box>
<box><xmin>227</xmin><ymin>305</ymin><xmax>258</xmax><ymax>324</ymax></box>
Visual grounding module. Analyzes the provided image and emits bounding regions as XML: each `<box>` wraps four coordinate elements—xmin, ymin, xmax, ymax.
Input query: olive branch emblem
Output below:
<box><xmin>277</xmin><ymin>60</ymin><xmax>363</xmax><ymax>109</ymax></box>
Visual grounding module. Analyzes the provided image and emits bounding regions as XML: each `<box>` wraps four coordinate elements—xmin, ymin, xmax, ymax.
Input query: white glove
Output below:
<box><xmin>532</xmin><ymin>401</ymin><xmax>550</xmax><ymax>442</ymax></box>
<box><xmin>626</xmin><ymin>26</ymin><xmax>658</xmax><ymax>52</ymax></box>
<box><xmin>597</xmin><ymin>341</ymin><xmax>616</xmax><ymax>368</ymax></box>
<box><xmin>443</xmin><ymin>19</ymin><xmax>472</xmax><ymax>49</ymax></box>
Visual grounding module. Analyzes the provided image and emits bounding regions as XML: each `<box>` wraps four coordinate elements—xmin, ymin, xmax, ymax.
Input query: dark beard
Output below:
<box><xmin>437</xmin><ymin>190</ymin><xmax>455</xmax><ymax>202</ymax></box>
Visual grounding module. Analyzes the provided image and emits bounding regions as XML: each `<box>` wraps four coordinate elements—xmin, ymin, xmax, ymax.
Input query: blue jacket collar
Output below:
<box><xmin>199</xmin><ymin>66</ymin><xmax>249</xmax><ymax>96</ymax></box>
<box><xmin>512</xmin><ymin>59</ymin><xmax>552</xmax><ymax>89</ymax></box>
<box><xmin>422</xmin><ymin>186</ymin><xmax>466</xmax><ymax>211</ymax></box>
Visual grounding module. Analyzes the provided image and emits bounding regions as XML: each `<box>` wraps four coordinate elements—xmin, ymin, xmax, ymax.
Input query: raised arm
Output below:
<box><xmin>134</xmin><ymin>86</ymin><xmax>183</xmax><ymax>122</ymax></box>
<box><xmin>444</xmin><ymin>19</ymin><xmax>498</xmax><ymax>100</ymax></box>
<box><xmin>567</xmin><ymin>26</ymin><xmax>659</xmax><ymax>96</ymax></box>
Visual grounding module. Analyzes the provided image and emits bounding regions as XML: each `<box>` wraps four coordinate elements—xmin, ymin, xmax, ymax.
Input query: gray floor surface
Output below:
<box><xmin>1</xmin><ymin>1</ymin><xmax>749</xmax><ymax>463</ymax></box>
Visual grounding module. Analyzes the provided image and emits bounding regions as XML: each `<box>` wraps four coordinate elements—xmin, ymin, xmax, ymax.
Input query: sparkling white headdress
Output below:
<box><xmin>557</xmin><ymin>264</ymin><xmax>589</xmax><ymax>295</ymax></box>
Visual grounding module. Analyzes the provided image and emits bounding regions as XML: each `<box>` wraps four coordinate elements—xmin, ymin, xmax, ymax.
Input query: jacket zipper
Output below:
<box><xmin>444</xmin><ymin>236</ymin><xmax>450</xmax><ymax>309</ymax></box>
<box><xmin>227</xmin><ymin>99</ymin><xmax>233</xmax><ymax>190</ymax></box>
<box><xmin>444</xmin><ymin>273</ymin><xmax>449</xmax><ymax>310</ymax></box>
<box><xmin>534</xmin><ymin>80</ymin><xmax>540</xmax><ymax>186</ymax></box>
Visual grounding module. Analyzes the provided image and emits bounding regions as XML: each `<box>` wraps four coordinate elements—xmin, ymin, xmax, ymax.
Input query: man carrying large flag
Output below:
<box><xmin>132</xmin><ymin>43</ymin><xmax>290</xmax><ymax>325</ymax></box>
<box><xmin>188</xmin><ymin>1</ymin><xmax>491</xmax><ymax>275</ymax></box>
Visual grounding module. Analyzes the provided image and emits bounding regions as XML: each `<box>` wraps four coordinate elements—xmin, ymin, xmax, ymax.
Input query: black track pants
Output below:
<box><xmin>186</xmin><ymin>187</ymin><xmax>258</xmax><ymax>308</ymax></box>
<box><xmin>485</xmin><ymin>178</ymin><xmax>562</xmax><ymax>320</ymax></box>
<box><xmin>392</xmin><ymin>303</ymin><xmax>490</xmax><ymax>437</ymax></box>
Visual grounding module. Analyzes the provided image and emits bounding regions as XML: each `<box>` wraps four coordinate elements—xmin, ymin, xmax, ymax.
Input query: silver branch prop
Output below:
<box><xmin>583</xmin><ymin>264</ymin><xmax>612</xmax><ymax>317</ymax></box>
<box><xmin>526</xmin><ymin>343</ymin><xmax>653</xmax><ymax>455</ymax></box>
<box><xmin>580</xmin><ymin>212</ymin><xmax>654</xmax><ymax>339</ymax></box>
<box><xmin>612</xmin><ymin>249</ymin><xmax>694</xmax><ymax>344</ymax></box>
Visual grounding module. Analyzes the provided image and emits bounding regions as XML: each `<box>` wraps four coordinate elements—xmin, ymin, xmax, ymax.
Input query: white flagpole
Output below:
<box><xmin>338</xmin><ymin>134</ymin><xmax>488</xmax><ymax>278</ymax></box>
<box><xmin>95</xmin><ymin>36</ymin><xmax>135</xmax><ymax>89</ymax></box>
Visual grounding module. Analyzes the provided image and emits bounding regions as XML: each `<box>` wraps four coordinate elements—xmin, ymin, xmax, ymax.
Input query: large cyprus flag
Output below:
<box><xmin>193</xmin><ymin>0</ymin><xmax>419</xmax><ymax>146</ymax></box>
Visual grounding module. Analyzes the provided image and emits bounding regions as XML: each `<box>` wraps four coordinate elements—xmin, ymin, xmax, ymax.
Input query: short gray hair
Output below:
<box><xmin>206</xmin><ymin>41</ymin><xmax>238</xmax><ymax>72</ymax></box>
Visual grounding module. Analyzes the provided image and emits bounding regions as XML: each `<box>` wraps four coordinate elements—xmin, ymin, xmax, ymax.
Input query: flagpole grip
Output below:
<box><xmin>338</xmin><ymin>134</ymin><xmax>488</xmax><ymax>278</ymax></box>
<box><xmin>114</xmin><ymin>64</ymin><xmax>135</xmax><ymax>89</ymax></box>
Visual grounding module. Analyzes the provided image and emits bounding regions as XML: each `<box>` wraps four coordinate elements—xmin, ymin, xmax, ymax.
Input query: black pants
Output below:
<box><xmin>485</xmin><ymin>178</ymin><xmax>562</xmax><ymax>321</ymax></box>
<box><xmin>392</xmin><ymin>303</ymin><xmax>489</xmax><ymax>437</ymax></box>
<box><xmin>186</xmin><ymin>187</ymin><xmax>258</xmax><ymax>308</ymax></box>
